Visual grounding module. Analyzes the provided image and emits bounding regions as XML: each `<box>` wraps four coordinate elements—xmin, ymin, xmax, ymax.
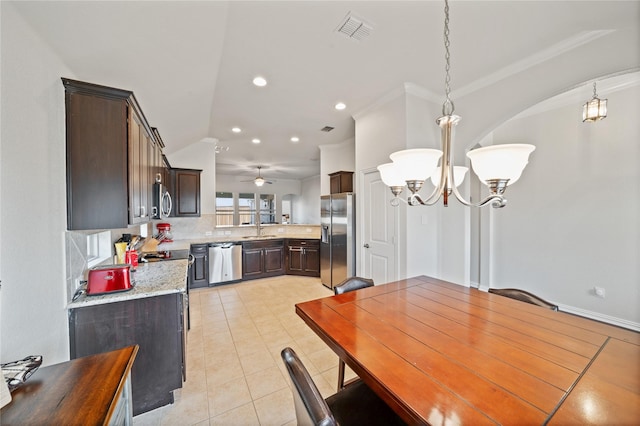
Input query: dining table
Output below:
<box><xmin>295</xmin><ymin>275</ymin><xmax>640</xmax><ymax>425</ymax></box>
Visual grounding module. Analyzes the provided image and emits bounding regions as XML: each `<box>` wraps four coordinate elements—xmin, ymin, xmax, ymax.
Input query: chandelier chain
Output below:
<box><xmin>592</xmin><ymin>82</ymin><xmax>598</xmax><ymax>98</ymax></box>
<box><xmin>442</xmin><ymin>0</ymin><xmax>454</xmax><ymax>116</ymax></box>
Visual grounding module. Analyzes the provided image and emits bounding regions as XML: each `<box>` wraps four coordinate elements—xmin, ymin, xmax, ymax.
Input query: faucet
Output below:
<box><xmin>255</xmin><ymin>210</ymin><xmax>262</xmax><ymax>236</ymax></box>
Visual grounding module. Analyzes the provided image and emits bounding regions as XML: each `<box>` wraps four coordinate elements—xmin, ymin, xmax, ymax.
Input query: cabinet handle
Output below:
<box><xmin>140</xmin><ymin>205</ymin><xmax>147</xmax><ymax>218</ymax></box>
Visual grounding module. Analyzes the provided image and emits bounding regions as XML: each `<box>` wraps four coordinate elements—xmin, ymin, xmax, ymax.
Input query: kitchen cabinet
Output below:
<box><xmin>242</xmin><ymin>239</ymin><xmax>285</xmax><ymax>280</ymax></box>
<box><xmin>68</xmin><ymin>293</ymin><xmax>186</xmax><ymax>416</ymax></box>
<box><xmin>189</xmin><ymin>244</ymin><xmax>209</xmax><ymax>288</ymax></box>
<box><xmin>286</xmin><ymin>239</ymin><xmax>320</xmax><ymax>277</ymax></box>
<box><xmin>329</xmin><ymin>170</ymin><xmax>354</xmax><ymax>194</ymax></box>
<box><xmin>170</xmin><ymin>168</ymin><xmax>202</xmax><ymax>217</ymax></box>
<box><xmin>63</xmin><ymin>78</ymin><xmax>161</xmax><ymax>230</ymax></box>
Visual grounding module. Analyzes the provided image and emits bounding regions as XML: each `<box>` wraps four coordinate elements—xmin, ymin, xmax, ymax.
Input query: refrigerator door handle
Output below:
<box><xmin>321</xmin><ymin>225</ymin><xmax>329</xmax><ymax>243</ymax></box>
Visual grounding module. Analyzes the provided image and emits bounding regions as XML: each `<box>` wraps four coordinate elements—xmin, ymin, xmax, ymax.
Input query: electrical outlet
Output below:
<box><xmin>205</xmin><ymin>231</ymin><xmax>213</xmax><ymax>236</ymax></box>
<box><xmin>594</xmin><ymin>286</ymin><xmax>606</xmax><ymax>298</ymax></box>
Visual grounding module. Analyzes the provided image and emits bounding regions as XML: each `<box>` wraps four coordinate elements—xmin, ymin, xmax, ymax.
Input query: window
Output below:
<box><xmin>259</xmin><ymin>194</ymin><xmax>276</xmax><ymax>224</ymax></box>
<box><xmin>215</xmin><ymin>192</ymin><xmax>278</xmax><ymax>226</ymax></box>
<box><xmin>239</xmin><ymin>192</ymin><xmax>256</xmax><ymax>225</ymax></box>
<box><xmin>215</xmin><ymin>192</ymin><xmax>234</xmax><ymax>227</ymax></box>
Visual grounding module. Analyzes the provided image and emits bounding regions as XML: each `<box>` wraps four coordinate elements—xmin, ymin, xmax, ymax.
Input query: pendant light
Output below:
<box><xmin>377</xmin><ymin>0</ymin><xmax>535</xmax><ymax>208</ymax></box>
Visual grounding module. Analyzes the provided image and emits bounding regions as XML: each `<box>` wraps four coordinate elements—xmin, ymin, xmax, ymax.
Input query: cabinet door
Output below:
<box><xmin>172</xmin><ymin>169</ymin><xmax>201</xmax><ymax>217</ymax></box>
<box><xmin>303</xmin><ymin>246</ymin><xmax>320</xmax><ymax>276</ymax></box>
<box><xmin>287</xmin><ymin>247</ymin><xmax>304</xmax><ymax>274</ymax></box>
<box><xmin>264</xmin><ymin>246</ymin><xmax>284</xmax><ymax>273</ymax></box>
<box><xmin>129</xmin><ymin>111</ymin><xmax>151</xmax><ymax>224</ymax></box>
<box><xmin>242</xmin><ymin>247</ymin><xmax>264</xmax><ymax>278</ymax></box>
<box><xmin>189</xmin><ymin>244</ymin><xmax>209</xmax><ymax>288</ymax></box>
<box><xmin>66</xmin><ymin>90</ymin><xmax>128</xmax><ymax>230</ymax></box>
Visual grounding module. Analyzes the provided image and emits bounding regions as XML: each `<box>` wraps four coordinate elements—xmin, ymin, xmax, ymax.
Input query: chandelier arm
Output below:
<box><xmin>448</xmin><ymin>180</ymin><xmax>506</xmax><ymax>207</ymax></box>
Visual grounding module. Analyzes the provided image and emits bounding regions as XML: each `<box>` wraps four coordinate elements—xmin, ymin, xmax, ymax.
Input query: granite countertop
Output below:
<box><xmin>67</xmin><ymin>259</ymin><xmax>189</xmax><ymax>309</ymax></box>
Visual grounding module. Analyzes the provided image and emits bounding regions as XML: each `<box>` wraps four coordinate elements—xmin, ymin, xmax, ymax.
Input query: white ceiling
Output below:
<box><xmin>10</xmin><ymin>1</ymin><xmax>640</xmax><ymax>180</ymax></box>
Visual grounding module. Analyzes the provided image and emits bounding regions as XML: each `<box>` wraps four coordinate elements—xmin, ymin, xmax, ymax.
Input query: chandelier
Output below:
<box><xmin>377</xmin><ymin>0</ymin><xmax>535</xmax><ymax>208</ymax></box>
<box><xmin>582</xmin><ymin>82</ymin><xmax>607</xmax><ymax>122</ymax></box>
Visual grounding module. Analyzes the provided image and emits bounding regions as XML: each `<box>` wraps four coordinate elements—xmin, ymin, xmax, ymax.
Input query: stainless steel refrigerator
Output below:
<box><xmin>320</xmin><ymin>193</ymin><xmax>355</xmax><ymax>289</ymax></box>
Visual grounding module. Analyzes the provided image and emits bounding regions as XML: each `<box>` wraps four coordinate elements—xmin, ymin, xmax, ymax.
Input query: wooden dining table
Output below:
<box><xmin>295</xmin><ymin>275</ymin><xmax>640</xmax><ymax>425</ymax></box>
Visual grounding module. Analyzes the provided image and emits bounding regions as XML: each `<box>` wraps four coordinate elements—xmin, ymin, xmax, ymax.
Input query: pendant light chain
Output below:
<box><xmin>442</xmin><ymin>0</ymin><xmax>455</xmax><ymax>116</ymax></box>
<box><xmin>592</xmin><ymin>82</ymin><xmax>598</xmax><ymax>99</ymax></box>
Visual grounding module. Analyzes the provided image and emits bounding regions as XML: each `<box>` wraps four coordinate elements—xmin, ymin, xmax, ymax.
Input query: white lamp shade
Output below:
<box><xmin>430</xmin><ymin>166</ymin><xmax>468</xmax><ymax>188</ymax></box>
<box><xmin>377</xmin><ymin>163</ymin><xmax>406</xmax><ymax>187</ymax></box>
<box><xmin>254</xmin><ymin>177</ymin><xmax>265</xmax><ymax>187</ymax></box>
<box><xmin>389</xmin><ymin>149</ymin><xmax>442</xmax><ymax>182</ymax></box>
<box><xmin>466</xmin><ymin>144</ymin><xmax>535</xmax><ymax>185</ymax></box>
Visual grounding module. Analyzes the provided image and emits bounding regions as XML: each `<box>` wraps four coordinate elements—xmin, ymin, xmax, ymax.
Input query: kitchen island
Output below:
<box><xmin>67</xmin><ymin>259</ymin><xmax>188</xmax><ymax>416</ymax></box>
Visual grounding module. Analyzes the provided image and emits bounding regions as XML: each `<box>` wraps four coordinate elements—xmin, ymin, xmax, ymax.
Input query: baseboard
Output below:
<box><xmin>474</xmin><ymin>285</ymin><xmax>639</xmax><ymax>332</ymax></box>
<box><xmin>556</xmin><ymin>304</ymin><xmax>640</xmax><ymax>332</ymax></box>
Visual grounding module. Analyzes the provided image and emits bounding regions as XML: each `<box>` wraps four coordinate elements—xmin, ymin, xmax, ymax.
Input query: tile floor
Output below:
<box><xmin>133</xmin><ymin>275</ymin><xmax>356</xmax><ymax>426</ymax></box>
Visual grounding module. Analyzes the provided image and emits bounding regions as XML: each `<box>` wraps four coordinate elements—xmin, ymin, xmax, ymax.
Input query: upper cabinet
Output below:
<box><xmin>329</xmin><ymin>171</ymin><xmax>354</xmax><ymax>194</ymax></box>
<box><xmin>63</xmin><ymin>78</ymin><xmax>163</xmax><ymax>230</ymax></box>
<box><xmin>170</xmin><ymin>168</ymin><xmax>202</xmax><ymax>217</ymax></box>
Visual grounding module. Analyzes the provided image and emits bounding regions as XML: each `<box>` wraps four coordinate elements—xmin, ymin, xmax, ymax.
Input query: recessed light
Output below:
<box><xmin>252</xmin><ymin>138</ymin><xmax>261</xmax><ymax>144</ymax></box>
<box><xmin>335</xmin><ymin>102</ymin><xmax>346</xmax><ymax>110</ymax></box>
<box><xmin>253</xmin><ymin>76</ymin><xmax>267</xmax><ymax>87</ymax></box>
<box><xmin>232</xmin><ymin>127</ymin><xmax>242</xmax><ymax>133</ymax></box>
<box><xmin>290</xmin><ymin>136</ymin><xmax>300</xmax><ymax>143</ymax></box>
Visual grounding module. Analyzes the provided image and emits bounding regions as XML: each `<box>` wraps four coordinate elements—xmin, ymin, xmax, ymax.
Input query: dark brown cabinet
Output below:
<box><xmin>189</xmin><ymin>244</ymin><xmax>209</xmax><ymax>288</ymax></box>
<box><xmin>286</xmin><ymin>239</ymin><xmax>320</xmax><ymax>277</ymax></box>
<box><xmin>242</xmin><ymin>239</ymin><xmax>285</xmax><ymax>280</ymax></box>
<box><xmin>63</xmin><ymin>78</ymin><xmax>161</xmax><ymax>230</ymax></box>
<box><xmin>329</xmin><ymin>171</ymin><xmax>354</xmax><ymax>194</ymax></box>
<box><xmin>170</xmin><ymin>168</ymin><xmax>202</xmax><ymax>217</ymax></box>
<box><xmin>68</xmin><ymin>293</ymin><xmax>186</xmax><ymax>416</ymax></box>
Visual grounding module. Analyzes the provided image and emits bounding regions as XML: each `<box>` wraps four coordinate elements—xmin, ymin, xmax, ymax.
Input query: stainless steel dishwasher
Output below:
<box><xmin>208</xmin><ymin>242</ymin><xmax>243</xmax><ymax>285</ymax></box>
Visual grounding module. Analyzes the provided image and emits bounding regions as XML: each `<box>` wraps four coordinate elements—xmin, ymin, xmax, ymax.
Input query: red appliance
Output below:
<box><xmin>87</xmin><ymin>264</ymin><xmax>134</xmax><ymax>296</ymax></box>
<box><xmin>156</xmin><ymin>222</ymin><xmax>173</xmax><ymax>244</ymax></box>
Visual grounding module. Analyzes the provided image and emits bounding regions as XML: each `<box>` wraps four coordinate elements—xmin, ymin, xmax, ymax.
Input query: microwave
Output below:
<box><xmin>152</xmin><ymin>182</ymin><xmax>172</xmax><ymax>219</ymax></box>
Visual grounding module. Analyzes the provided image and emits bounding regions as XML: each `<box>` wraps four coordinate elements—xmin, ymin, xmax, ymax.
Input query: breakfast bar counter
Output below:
<box><xmin>67</xmin><ymin>259</ymin><xmax>189</xmax><ymax>309</ymax></box>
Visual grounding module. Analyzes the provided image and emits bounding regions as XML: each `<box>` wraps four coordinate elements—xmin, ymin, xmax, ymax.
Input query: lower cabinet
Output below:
<box><xmin>286</xmin><ymin>239</ymin><xmax>320</xmax><ymax>277</ymax></box>
<box><xmin>189</xmin><ymin>244</ymin><xmax>209</xmax><ymax>288</ymax></box>
<box><xmin>68</xmin><ymin>293</ymin><xmax>186</xmax><ymax>416</ymax></box>
<box><xmin>242</xmin><ymin>239</ymin><xmax>285</xmax><ymax>280</ymax></box>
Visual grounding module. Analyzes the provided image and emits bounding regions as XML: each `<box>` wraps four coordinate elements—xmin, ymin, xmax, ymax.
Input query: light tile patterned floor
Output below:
<box><xmin>133</xmin><ymin>275</ymin><xmax>356</xmax><ymax>426</ymax></box>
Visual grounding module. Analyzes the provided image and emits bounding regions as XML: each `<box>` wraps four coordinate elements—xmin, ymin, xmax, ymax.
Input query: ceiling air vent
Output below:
<box><xmin>321</xmin><ymin>126</ymin><xmax>335</xmax><ymax>132</ymax></box>
<box><xmin>336</xmin><ymin>12</ymin><xmax>372</xmax><ymax>41</ymax></box>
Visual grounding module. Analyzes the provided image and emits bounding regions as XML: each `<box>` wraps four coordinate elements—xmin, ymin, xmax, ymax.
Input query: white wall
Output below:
<box><xmin>294</xmin><ymin>175</ymin><xmax>321</xmax><ymax>224</ymax></box>
<box><xmin>319</xmin><ymin>138</ymin><xmax>355</xmax><ymax>195</ymax></box>
<box><xmin>488</xmin><ymin>83</ymin><xmax>640</xmax><ymax>327</ymax></box>
<box><xmin>166</xmin><ymin>140</ymin><xmax>217</xmax><ymax>214</ymax></box>
<box><xmin>0</xmin><ymin>2</ymin><xmax>73</xmax><ymax>365</ymax></box>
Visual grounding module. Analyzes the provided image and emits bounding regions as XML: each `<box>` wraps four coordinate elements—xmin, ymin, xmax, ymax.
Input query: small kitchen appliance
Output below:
<box><xmin>87</xmin><ymin>264</ymin><xmax>134</xmax><ymax>295</ymax></box>
<box><xmin>156</xmin><ymin>222</ymin><xmax>173</xmax><ymax>243</ymax></box>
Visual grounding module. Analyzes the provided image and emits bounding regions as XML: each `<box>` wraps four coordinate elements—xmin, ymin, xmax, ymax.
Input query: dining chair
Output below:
<box><xmin>488</xmin><ymin>288</ymin><xmax>559</xmax><ymax>311</ymax></box>
<box><xmin>280</xmin><ymin>347</ymin><xmax>405</xmax><ymax>426</ymax></box>
<box><xmin>333</xmin><ymin>276</ymin><xmax>374</xmax><ymax>295</ymax></box>
<box><xmin>333</xmin><ymin>276</ymin><xmax>374</xmax><ymax>390</ymax></box>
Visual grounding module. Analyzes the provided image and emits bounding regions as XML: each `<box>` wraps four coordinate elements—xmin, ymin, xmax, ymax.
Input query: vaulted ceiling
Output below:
<box><xmin>11</xmin><ymin>1</ymin><xmax>640</xmax><ymax>179</ymax></box>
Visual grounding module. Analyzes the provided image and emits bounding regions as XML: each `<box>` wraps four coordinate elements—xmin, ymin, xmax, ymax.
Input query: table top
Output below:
<box><xmin>296</xmin><ymin>275</ymin><xmax>640</xmax><ymax>425</ymax></box>
<box><xmin>1</xmin><ymin>345</ymin><xmax>138</xmax><ymax>426</ymax></box>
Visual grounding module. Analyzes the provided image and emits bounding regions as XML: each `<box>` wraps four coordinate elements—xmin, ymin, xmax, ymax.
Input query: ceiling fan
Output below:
<box><xmin>242</xmin><ymin>166</ymin><xmax>273</xmax><ymax>186</ymax></box>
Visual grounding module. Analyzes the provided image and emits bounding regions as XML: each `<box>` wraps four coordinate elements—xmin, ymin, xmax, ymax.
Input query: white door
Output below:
<box><xmin>361</xmin><ymin>169</ymin><xmax>398</xmax><ymax>284</ymax></box>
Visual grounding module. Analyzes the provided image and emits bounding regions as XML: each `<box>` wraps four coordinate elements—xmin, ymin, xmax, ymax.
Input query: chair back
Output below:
<box><xmin>488</xmin><ymin>288</ymin><xmax>558</xmax><ymax>311</ymax></box>
<box><xmin>281</xmin><ymin>347</ymin><xmax>337</xmax><ymax>426</ymax></box>
<box><xmin>334</xmin><ymin>277</ymin><xmax>374</xmax><ymax>295</ymax></box>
